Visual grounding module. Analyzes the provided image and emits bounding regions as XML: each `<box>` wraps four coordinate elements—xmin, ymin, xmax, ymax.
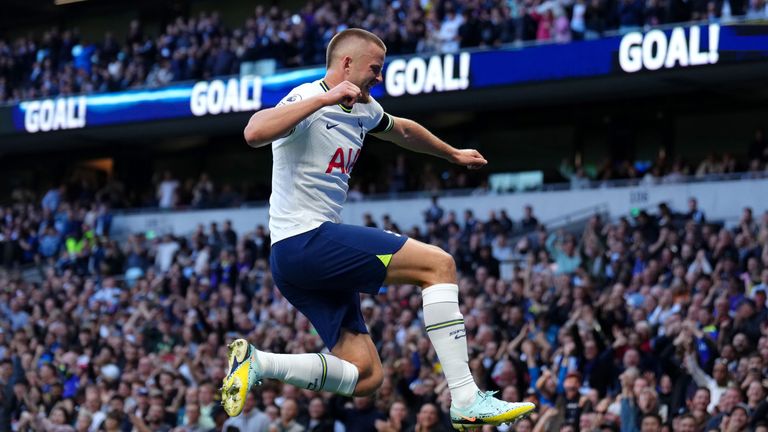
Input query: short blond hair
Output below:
<box><xmin>326</xmin><ymin>28</ymin><xmax>387</xmax><ymax>69</ymax></box>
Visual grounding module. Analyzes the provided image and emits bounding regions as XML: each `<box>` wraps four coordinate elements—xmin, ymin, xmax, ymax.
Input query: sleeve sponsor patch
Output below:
<box><xmin>278</xmin><ymin>93</ymin><xmax>303</xmax><ymax>106</ymax></box>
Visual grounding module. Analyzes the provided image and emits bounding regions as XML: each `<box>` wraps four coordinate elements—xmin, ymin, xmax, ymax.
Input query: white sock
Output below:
<box><xmin>422</xmin><ymin>283</ymin><xmax>480</xmax><ymax>408</ymax></box>
<box><xmin>254</xmin><ymin>351</ymin><xmax>359</xmax><ymax>396</ymax></box>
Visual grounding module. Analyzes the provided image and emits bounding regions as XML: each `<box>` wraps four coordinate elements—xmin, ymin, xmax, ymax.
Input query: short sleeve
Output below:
<box><xmin>274</xmin><ymin>85</ymin><xmax>313</xmax><ymax>141</ymax></box>
<box><xmin>368</xmin><ymin>97</ymin><xmax>394</xmax><ymax>134</ymax></box>
<box><xmin>370</xmin><ymin>112</ymin><xmax>394</xmax><ymax>134</ymax></box>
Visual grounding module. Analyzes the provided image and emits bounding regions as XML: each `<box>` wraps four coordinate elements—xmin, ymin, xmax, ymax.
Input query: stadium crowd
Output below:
<box><xmin>1</xmin><ymin>184</ymin><xmax>768</xmax><ymax>432</ymax></box>
<box><xmin>3</xmin><ymin>130</ymin><xmax>767</xmax><ymax>213</ymax></box>
<box><xmin>2</xmin><ymin>0</ymin><xmax>768</xmax><ymax>103</ymax></box>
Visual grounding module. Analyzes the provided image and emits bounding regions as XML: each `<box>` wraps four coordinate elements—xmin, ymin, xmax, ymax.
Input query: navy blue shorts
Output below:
<box><xmin>270</xmin><ymin>222</ymin><xmax>408</xmax><ymax>349</ymax></box>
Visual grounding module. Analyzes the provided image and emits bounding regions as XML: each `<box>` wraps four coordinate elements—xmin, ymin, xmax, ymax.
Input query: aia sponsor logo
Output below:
<box><xmin>325</xmin><ymin>147</ymin><xmax>361</xmax><ymax>175</ymax></box>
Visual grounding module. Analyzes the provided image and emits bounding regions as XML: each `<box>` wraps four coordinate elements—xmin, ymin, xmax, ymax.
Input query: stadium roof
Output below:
<box><xmin>0</xmin><ymin>0</ymin><xmax>180</xmax><ymax>32</ymax></box>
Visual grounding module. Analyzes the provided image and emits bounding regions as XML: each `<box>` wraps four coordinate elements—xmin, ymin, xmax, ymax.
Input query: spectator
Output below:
<box><xmin>675</xmin><ymin>413</ymin><xmax>697</xmax><ymax>432</ymax></box>
<box><xmin>222</xmin><ymin>220</ymin><xmax>238</xmax><ymax>251</ymax></box>
<box><xmin>135</xmin><ymin>404</ymin><xmax>173</xmax><ymax>431</ymax></box>
<box><xmin>192</xmin><ymin>173</ymin><xmax>214</xmax><ymax>209</ymax></box>
<box><xmin>223</xmin><ymin>389</ymin><xmax>270</xmax><ymax>432</ymax></box>
<box><xmin>331</xmin><ymin>396</ymin><xmax>385</xmax><ymax>432</ymax></box>
<box><xmin>155</xmin><ymin>234</ymin><xmax>180</xmax><ymax>273</ymax></box>
<box><xmin>545</xmin><ymin>231</ymin><xmax>582</xmax><ymax>274</ymax></box>
<box><xmin>364</xmin><ymin>213</ymin><xmax>379</xmax><ymax>228</ymax></box>
<box><xmin>2</xmin><ymin>189</ymin><xmax>768</xmax><ymax>432</ymax></box>
<box><xmin>269</xmin><ymin>398</ymin><xmax>304</xmax><ymax>432</ymax></box>
<box><xmin>639</xmin><ymin>413</ymin><xmax>662</xmax><ymax>432</ymax></box>
<box><xmin>686</xmin><ymin>197</ymin><xmax>706</xmax><ymax>224</ymax></box>
<box><xmin>748</xmin><ymin>128</ymin><xmax>766</xmax><ymax>162</ymax></box>
<box><xmin>41</xmin><ymin>185</ymin><xmax>64</xmax><ymax>213</ymax></box>
<box><xmin>375</xmin><ymin>400</ymin><xmax>411</xmax><ymax>432</ymax></box>
<box><xmin>157</xmin><ymin>171</ymin><xmax>180</xmax><ymax>209</ymax></box>
<box><xmin>3</xmin><ymin>0</ymin><xmax>757</xmax><ymax>105</ymax></box>
<box><xmin>724</xmin><ymin>403</ymin><xmax>751</xmax><ymax>432</ymax></box>
<box><xmin>348</xmin><ymin>184</ymin><xmax>365</xmax><ymax>202</ymax></box>
<box><xmin>521</xmin><ymin>205</ymin><xmax>540</xmax><ymax>232</ymax></box>
<box><xmin>438</xmin><ymin>4</ymin><xmax>464</xmax><ymax>53</ymax></box>
<box><xmin>425</xmin><ymin>196</ymin><xmax>445</xmax><ymax>225</ymax></box>
<box><xmin>407</xmin><ymin>403</ymin><xmax>448</xmax><ymax>432</ymax></box>
<box><xmin>618</xmin><ymin>0</ymin><xmax>645</xmax><ymax>32</ymax></box>
<box><xmin>176</xmin><ymin>402</ymin><xmax>207</xmax><ymax>432</ymax></box>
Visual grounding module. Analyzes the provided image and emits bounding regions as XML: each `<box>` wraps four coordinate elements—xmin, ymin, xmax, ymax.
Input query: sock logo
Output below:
<box><xmin>449</xmin><ymin>329</ymin><xmax>466</xmax><ymax>340</ymax></box>
<box><xmin>306</xmin><ymin>378</ymin><xmax>319</xmax><ymax>391</ymax></box>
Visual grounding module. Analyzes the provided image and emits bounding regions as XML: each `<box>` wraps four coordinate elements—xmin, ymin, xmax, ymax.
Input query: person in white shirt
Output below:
<box><xmin>221</xmin><ymin>28</ymin><xmax>534</xmax><ymax>429</ymax></box>
<box><xmin>439</xmin><ymin>5</ymin><xmax>464</xmax><ymax>53</ymax></box>
<box><xmin>157</xmin><ymin>171</ymin><xmax>179</xmax><ymax>209</ymax></box>
<box><xmin>155</xmin><ymin>234</ymin><xmax>180</xmax><ymax>273</ymax></box>
<box><xmin>685</xmin><ymin>355</ymin><xmax>731</xmax><ymax>413</ymax></box>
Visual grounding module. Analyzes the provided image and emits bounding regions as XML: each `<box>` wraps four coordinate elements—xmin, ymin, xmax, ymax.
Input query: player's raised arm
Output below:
<box><xmin>371</xmin><ymin>116</ymin><xmax>488</xmax><ymax>169</ymax></box>
<box><xmin>243</xmin><ymin>81</ymin><xmax>363</xmax><ymax>148</ymax></box>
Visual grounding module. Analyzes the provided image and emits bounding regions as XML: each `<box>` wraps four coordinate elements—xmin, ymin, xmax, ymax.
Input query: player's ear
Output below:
<box><xmin>342</xmin><ymin>56</ymin><xmax>352</xmax><ymax>71</ymax></box>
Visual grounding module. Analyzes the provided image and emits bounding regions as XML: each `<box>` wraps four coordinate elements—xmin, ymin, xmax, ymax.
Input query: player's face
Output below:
<box><xmin>348</xmin><ymin>42</ymin><xmax>384</xmax><ymax>103</ymax></box>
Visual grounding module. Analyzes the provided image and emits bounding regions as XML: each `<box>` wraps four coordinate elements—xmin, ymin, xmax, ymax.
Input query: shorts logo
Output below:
<box><xmin>326</xmin><ymin>123</ymin><xmax>340</xmax><ymax>130</ymax></box>
<box><xmin>306</xmin><ymin>378</ymin><xmax>319</xmax><ymax>390</ymax></box>
<box><xmin>377</xmin><ymin>254</ymin><xmax>393</xmax><ymax>267</ymax></box>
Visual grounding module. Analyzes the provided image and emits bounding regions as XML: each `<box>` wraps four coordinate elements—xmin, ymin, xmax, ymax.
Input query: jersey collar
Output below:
<box><xmin>319</xmin><ymin>80</ymin><xmax>354</xmax><ymax>113</ymax></box>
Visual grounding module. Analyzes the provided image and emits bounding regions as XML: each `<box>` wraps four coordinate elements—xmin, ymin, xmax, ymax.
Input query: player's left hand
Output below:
<box><xmin>451</xmin><ymin>149</ymin><xmax>487</xmax><ymax>169</ymax></box>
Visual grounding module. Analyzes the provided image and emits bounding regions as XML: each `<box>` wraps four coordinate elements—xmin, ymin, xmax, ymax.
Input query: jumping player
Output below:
<box><xmin>221</xmin><ymin>28</ymin><xmax>535</xmax><ymax>430</ymax></box>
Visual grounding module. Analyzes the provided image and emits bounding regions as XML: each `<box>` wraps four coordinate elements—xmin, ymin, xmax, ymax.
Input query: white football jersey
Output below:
<box><xmin>268</xmin><ymin>80</ymin><xmax>394</xmax><ymax>244</ymax></box>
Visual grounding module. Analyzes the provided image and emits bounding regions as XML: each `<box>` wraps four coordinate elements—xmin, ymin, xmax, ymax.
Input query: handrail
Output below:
<box><xmin>543</xmin><ymin>203</ymin><xmax>610</xmax><ymax>229</ymax></box>
<box><xmin>112</xmin><ymin>170</ymin><xmax>768</xmax><ymax>215</ymax></box>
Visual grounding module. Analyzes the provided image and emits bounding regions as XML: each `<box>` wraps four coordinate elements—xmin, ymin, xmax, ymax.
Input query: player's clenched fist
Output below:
<box><xmin>320</xmin><ymin>81</ymin><xmax>361</xmax><ymax>107</ymax></box>
<box><xmin>451</xmin><ymin>148</ymin><xmax>488</xmax><ymax>170</ymax></box>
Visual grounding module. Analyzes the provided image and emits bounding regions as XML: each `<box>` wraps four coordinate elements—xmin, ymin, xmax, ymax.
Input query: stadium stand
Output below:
<box><xmin>1</xmin><ymin>0</ymin><xmax>767</xmax><ymax>103</ymax></box>
<box><xmin>1</xmin><ymin>189</ymin><xmax>768</xmax><ymax>431</ymax></box>
<box><xmin>2</xmin><ymin>141</ymin><xmax>767</xmax><ymax>213</ymax></box>
<box><xmin>1</xmin><ymin>1</ymin><xmax>768</xmax><ymax>431</ymax></box>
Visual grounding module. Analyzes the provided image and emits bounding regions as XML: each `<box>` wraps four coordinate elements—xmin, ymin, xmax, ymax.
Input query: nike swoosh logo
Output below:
<box><xmin>229</xmin><ymin>353</ymin><xmax>242</xmax><ymax>374</ymax></box>
<box><xmin>459</xmin><ymin>415</ymin><xmax>476</xmax><ymax>422</ymax></box>
<box><xmin>228</xmin><ymin>344</ymin><xmax>250</xmax><ymax>374</ymax></box>
<box><xmin>326</xmin><ymin>123</ymin><xmax>339</xmax><ymax>130</ymax></box>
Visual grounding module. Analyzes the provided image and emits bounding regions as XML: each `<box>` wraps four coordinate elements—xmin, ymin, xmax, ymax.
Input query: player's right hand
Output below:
<box><xmin>321</xmin><ymin>80</ymin><xmax>361</xmax><ymax>107</ymax></box>
<box><xmin>451</xmin><ymin>148</ymin><xmax>488</xmax><ymax>170</ymax></box>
